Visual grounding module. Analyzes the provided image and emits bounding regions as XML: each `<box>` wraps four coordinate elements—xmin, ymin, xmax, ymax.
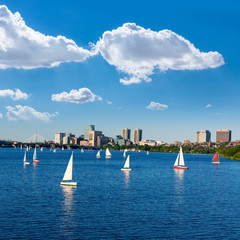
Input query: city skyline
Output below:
<box><xmin>0</xmin><ymin>1</ymin><xmax>240</xmax><ymax>143</ymax></box>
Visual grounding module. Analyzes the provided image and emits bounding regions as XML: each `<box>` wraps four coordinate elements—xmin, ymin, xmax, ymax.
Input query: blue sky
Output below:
<box><xmin>0</xmin><ymin>0</ymin><xmax>239</xmax><ymax>143</ymax></box>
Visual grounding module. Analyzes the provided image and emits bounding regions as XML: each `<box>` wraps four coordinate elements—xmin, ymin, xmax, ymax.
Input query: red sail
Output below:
<box><xmin>212</xmin><ymin>152</ymin><xmax>219</xmax><ymax>161</ymax></box>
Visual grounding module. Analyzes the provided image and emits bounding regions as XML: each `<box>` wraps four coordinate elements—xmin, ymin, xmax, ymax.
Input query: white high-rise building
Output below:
<box><xmin>55</xmin><ymin>133</ymin><xmax>65</xmax><ymax>144</ymax></box>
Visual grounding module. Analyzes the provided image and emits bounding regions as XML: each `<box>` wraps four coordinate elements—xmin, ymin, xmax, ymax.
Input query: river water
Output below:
<box><xmin>0</xmin><ymin>148</ymin><xmax>240</xmax><ymax>239</ymax></box>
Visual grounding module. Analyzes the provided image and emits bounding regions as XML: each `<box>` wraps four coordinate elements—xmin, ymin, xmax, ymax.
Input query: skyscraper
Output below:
<box><xmin>216</xmin><ymin>129</ymin><xmax>231</xmax><ymax>143</ymax></box>
<box><xmin>196</xmin><ymin>130</ymin><xmax>211</xmax><ymax>143</ymax></box>
<box><xmin>121</xmin><ymin>128</ymin><xmax>131</xmax><ymax>140</ymax></box>
<box><xmin>133</xmin><ymin>128</ymin><xmax>142</xmax><ymax>144</ymax></box>
<box><xmin>84</xmin><ymin>125</ymin><xmax>95</xmax><ymax>140</ymax></box>
<box><xmin>55</xmin><ymin>133</ymin><xmax>65</xmax><ymax>144</ymax></box>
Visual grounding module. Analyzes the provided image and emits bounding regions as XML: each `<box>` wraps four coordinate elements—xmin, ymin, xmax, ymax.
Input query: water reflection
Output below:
<box><xmin>62</xmin><ymin>186</ymin><xmax>75</xmax><ymax>212</ymax></box>
<box><xmin>174</xmin><ymin>169</ymin><xmax>185</xmax><ymax>183</ymax></box>
<box><xmin>174</xmin><ymin>169</ymin><xmax>185</xmax><ymax>202</ymax></box>
<box><xmin>123</xmin><ymin>171</ymin><xmax>130</xmax><ymax>188</ymax></box>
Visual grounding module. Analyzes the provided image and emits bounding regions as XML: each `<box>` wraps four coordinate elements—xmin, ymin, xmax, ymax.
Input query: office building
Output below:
<box><xmin>114</xmin><ymin>135</ymin><xmax>126</xmax><ymax>146</ymax></box>
<box><xmin>55</xmin><ymin>133</ymin><xmax>65</xmax><ymax>144</ymax></box>
<box><xmin>122</xmin><ymin>128</ymin><xmax>131</xmax><ymax>140</ymax></box>
<box><xmin>84</xmin><ymin>125</ymin><xmax>95</xmax><ymax>140</ymax></box>
<box><xmin>89</xmin><ymin>131</ymin><xmax>102</xmax><ymax>147</ymax></box>
<box><xmin>63</xmin><ymin>136</ymin><xmax>70</xmax><ymax>145</ymax></box>
<box><xmin>133</xmin><ymin>128</ymin><xmax>142</xmax><ymax>144</ymax></box>
<box><xmin>196</xmin><ymin>130</ymin><xmax>211</xmax><ymax>143</ymax></box>
<box><xmin>216</xmin><ymin>129</ymin><xmax>231</xmax><ymax>143</ymax></box>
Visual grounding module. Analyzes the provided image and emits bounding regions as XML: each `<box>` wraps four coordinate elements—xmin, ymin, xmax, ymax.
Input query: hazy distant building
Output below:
<box><xmin>122</xmin><ymin>128</ymin><xmax>131</xmax><ymax>140</ymax></box>
<box><xmin>114</xmin><ymin>135</ymin><xmax>126</xmax><ymax>146</ymax></box>
<box><xmin>139</xmin><ymin>140</ymin><xmax>156</xmax><ymax>146</ymax></box>
<box><xmin>97</xmin><ymin>135</ymin><xmax>109</xmax><ymax>147</ymax></box>
<box><xmin>89</xmin><ymin>131</ymin><xmax>102</xmax><ymax>147</ymax></box>
<box><xmin>84</xmin><ymin>125</ymin><xmax>95</xmax><ymax>140</ymax></box>
<box><xmin>55</xmin><ymin>133</ymin><xmax>65</xmax><ymax>144</ymax></box>
<box><xmin>63</xmin><ymin>136</ymin><xmax>70</xmax><ymax>145</ymax></box>
<box><xmin>216</xmin><ymin>129</ymin><xmax>231</xmax><ymax>143</ymax></box>
<box><xmin>133</xmin><ymin>128</ymin><xmax>142</xmax><ymax>144</ymax></box>
<box><xmin>196</xmin><ymin>130</ymin><xmax>211</xmax><ymax>143</ymax></box>
<box><xmin>182</xmin><ymin>139</ymin><xmax>191</xmax><ymax>145</ymax></box>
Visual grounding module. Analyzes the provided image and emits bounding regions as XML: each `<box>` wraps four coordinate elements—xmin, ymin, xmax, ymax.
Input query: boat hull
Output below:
<box><xmin>60</xmin><ymin>182</ymin><xmax>77</xmax><ymax>186</ymax></box>
<box><xmin>121</xmin><ymin>168</ymin><xmax>132</xmax><ymax>171</ymax></box>
<box><xmin>105</xmin><ymin>156</ymin><xmax>111</xmax><ymax>159</ymax></box>
<box><xmin>24</xmin><ymin>162</ymin><xmax>31</xmax><ymax>165</ymax></box>
<box><xmin>173</xmin><ymin>166</ymin><xmax>189</xmax><ymax>170</ymax></box>
<box><xmin>33</xmin><ymin>160</ymin><xmax>40</xmax><ymax>163</ymax></box>
<box><xmin>212</xmin><ymin>162</ymin><xmax>220</xmax><ymax>165</ymax></box>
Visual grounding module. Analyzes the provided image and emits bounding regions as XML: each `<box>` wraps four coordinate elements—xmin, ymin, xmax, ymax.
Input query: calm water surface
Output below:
<box><xmin>0</xmin><ymin>148</ymin><xmax>240</xmax><ymax>239</ymax></box>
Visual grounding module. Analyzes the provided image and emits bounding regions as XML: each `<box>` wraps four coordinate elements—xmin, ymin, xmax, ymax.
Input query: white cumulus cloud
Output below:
<box><xmin>95</xmin><ymin>23</ymin><xmax>224</xmax><ymax>85</ymax></box>
<box><xmin>146</xmin><ymin>101</ymin><xmax>168</xmax><ymax>110</ymax></box>
<box><xmin>6</xmin><ymin>105</ymin><xmax>58</xmax><ymax>122</ymax></box>
<box><xmin>206</xmin><ymin>104</ymin><xmax>212</xmax><ymax>108</ymax></box>
<box><xmin>0</xmin><ymin>113</ymin><xmax>3</xmax><ymax>118</ymax></box>
<box><xmin>51</xmin><ymin>88</ymin><xmax>102</xmax><ymax>104</ymax></box>
<box><xmin>0</xmin><ymin>88</ymin><xmax>29</xmax><ymax>100</ymax></box>
<box><xmin>0</xmin><ymin>5</ymin><xmax>93</xmax><ymax>69</ymax></box>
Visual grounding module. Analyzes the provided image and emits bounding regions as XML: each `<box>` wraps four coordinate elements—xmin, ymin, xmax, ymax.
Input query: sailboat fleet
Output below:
<box><xmin>20</xmin><ymin>138</ymin><xmax>224</xmax><ymax>186</ymax></box>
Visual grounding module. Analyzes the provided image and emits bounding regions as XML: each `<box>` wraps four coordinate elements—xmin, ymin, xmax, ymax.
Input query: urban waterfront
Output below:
<box><xmin>0</xmin><ymin>148</ymin><xmax>240</xmax><ymax>239</ymax></box>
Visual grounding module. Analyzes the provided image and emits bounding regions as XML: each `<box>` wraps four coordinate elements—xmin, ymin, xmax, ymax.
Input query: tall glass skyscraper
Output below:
<box><xmin>84</xmin><ymin>125</ymin><xmax>95</xmax><ymax>140</ymax></box>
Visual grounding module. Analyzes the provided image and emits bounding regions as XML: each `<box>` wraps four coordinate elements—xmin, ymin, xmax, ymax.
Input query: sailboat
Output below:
<box><xmin>62</xmin><ymin>146</ymin><xmax>64</xmax><ymax>151</ymax></box>
<box><xmin>146</xmin><ymin>151</ymin><xmax>149</xmax><ymax>155</ymax></box>
<box><xmin>173</xmin><ymin>146</ymin><xmax>189</xmax><ymax>170</ymax></box>
<box><xmin>23</xmin><ymin>151</ymin><xmax>31</xmax><ymax>165</ymax></box>
<box><xmin>40</xmin><ymin>147</ymin><xmax>43</xmax><ymax>152</ymax></box>
<box><xmin>20</xmin><ymin>144</ymin><xmax>22</xmax><ymax>150</ymax></box>
<box><xmin>53</xmin><ymin>149</ymin><xmax>56</xmax><ymax>153</ymax></box>
<box><xmin>105</xmin><ymin>148</ymin><xmax>111</xmax><ymax>159</ymax></box>
<box><xmin>121</xmin><ymin>155</ymin><xmax>131</xmax><ymax>171</ymax></box>
<box><xmin>81</xmin><ymin>148</ymin><xmax>84</xmax><ymax>153</ymax></box>
<box><xmin>212</xmin><ymin>151</ymin><xmax>220</xmax><ymax>165</ymax></box>
<box><xmin>96</xmin><ymin>150</ymin><xmax>101</xmax><ymax>159</ymax></box>
<box><xmin>33</xmin><ymin>147</ymin><xmax>40</xmax><ymax>163</ymax></box>
<box><xmin>123</xmin><ymin>150</ymin><xmax>126</xmax><ymax>158</ymax></box>
<box><xmin>60</xmin><ymin>152</ymin><xmax>77</xmax><ymax>186</ymax></box>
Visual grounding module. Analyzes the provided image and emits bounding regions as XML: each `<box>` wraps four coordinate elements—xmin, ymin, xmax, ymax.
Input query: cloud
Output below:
<box><xmin>51</xmin><ymin>88</ymin><xmax>102</xmax><ymax>104</ymax></box>
<box><xmin>146</xmin><ymin>101</ymin><xmax>168</xmax><ymax>110</ymax></box>
<box><xmin>0</xmin><ymin>113</ymin><xmax>3</xmax><ymax>119</ymax></box>
<box><xmin>0</xmin><ymin>5</ymin><xmax>93</xmax><ymax>69</ymax></box>
<box><xmin>106</xmin><ymin>101</ymin><xmax>112</xmax><ymax>104</ymax></box>
<box><xmin>6</xmin><ymin>105</ymin><xmax>58</xmax><ymax>122</ymax></box>
<box><xmin>0</xmin><ymin>88</ymin><xmax>29</xmax><ymax>100</ymax></box>
<box><xmin>95</xmin><ymin>23</ymin><xmax>224</xmax><ymax>85</ymax></box>
<box><xmin>206</xmin><ymin>104</ymin><xmax>212</xmax><ymax>108</ymax></box>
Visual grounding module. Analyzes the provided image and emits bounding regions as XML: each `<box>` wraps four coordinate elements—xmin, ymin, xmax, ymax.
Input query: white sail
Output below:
<box><xmin>179</xmin><ymin>147</ymin><xmax>185</xmax><ymax>166</ymax></box>
<box><xmin>63</xmin><ymin>153</ymin><xmax>73</xmax><ymax>181</ymax></box>
<box><xmin>62</xmin><ymin>147</ymin><xmax>64</xmax><ymax>150</ymax></box>
<box><xmin>106</xmin><ymin>148</ymin><xmax>111</xmax><ymax>156</ymax></box>
<box><xmin>174</xmin><ymin>153</ymin><xmax>179</xmax><ymax>166</ymax></box>
<box><xmin>96</xmin><ymin>150</ymin><xmax>100</xmax><ymax>158</ymax></box>
<box><xmin>123</xmin><ymin>155</ymin><xmax>130</xmax><ymax>168</ymax></box>
<box><xmin>123</xmin><ymin>150</ymin><xmax>126</xmax><ymax>158</ymax></box>
<box><xmin>23</xmin><ymin>151</ymin><xmax>26</xmax><ymax>162</ymax></box>
<box><xmin>33</xmin><ymin>147</ymin><xmax>37</xmax><ymax>161</ymax></box>
<box><xmin>81</xmin><ymin>148</ymin><xmax>84</xmax><ymax>153</ymax></box>
<box><xmin>146</xmin><ymin>151</ymin><xmax>149</xmax><ymax>155</ymax></box>
<box><xmin>21</xmin><ymin>144</ymin><xmax>22</xmax><ymax>150</ymax></box>
<box><xmin>41</xmin><ymin>147</ymin><xmax>43</xmax><ymax>152</ymax></box>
